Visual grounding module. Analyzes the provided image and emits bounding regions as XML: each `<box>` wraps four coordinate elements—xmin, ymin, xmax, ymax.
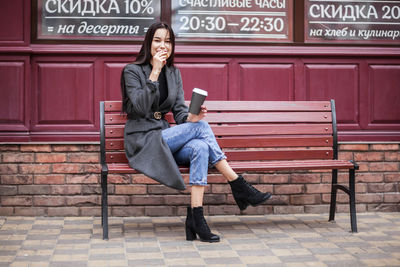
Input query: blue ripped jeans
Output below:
<box><xmin>161</xmin><ymin>120</ymin><xmax>226</xmax><ymax>186</ymax></box>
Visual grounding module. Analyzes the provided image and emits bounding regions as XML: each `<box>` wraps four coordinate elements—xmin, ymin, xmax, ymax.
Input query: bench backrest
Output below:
<box><xmin>100</xmin><ymin>100</ymin><xmax>338</xmax><ymax>166</ymax></box>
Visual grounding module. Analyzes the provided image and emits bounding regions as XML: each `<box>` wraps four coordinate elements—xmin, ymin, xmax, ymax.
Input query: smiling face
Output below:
<box><xmin>150</xmin><ymin>28</ymin><xmax>172</xmax><ymax>61</ymax></box>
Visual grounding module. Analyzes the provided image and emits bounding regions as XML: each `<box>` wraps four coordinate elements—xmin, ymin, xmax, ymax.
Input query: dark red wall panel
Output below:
<box><xmin>305</xmin><ymin>64</ymin><xmax>359</xmax><ymax>128</ymax></box>
<box><xmin>0</xmin><ymin>0</ymin><xmax>29</xmax><ymax>46</ymax></box>
<box><xmin>239</xmin><ymin>64</ymin><xmax>295</xmax><ymax>101</ymax></box>
<box><xmin>368</xmin><ymin>65</ymin><xmax>400</xmax><ymax>129</ymax></box>
<box><xmin>104</xmin><ymin>62</ymin><xmax>128</xmax><ymax>101</ymax></box>
<box><xmin>176</xmin><ymin>63</ymin><xmax>229</xmax><ymax>100</ymax></box>
<box><xmin>32</xmin><ymin>60</ymin><xmax>97</xmax><ymax>132</ymax></box>
<box><xmin>0</xmin><ymin>58</ymin><xmax>29</xmax><ymax>132</ymax></box>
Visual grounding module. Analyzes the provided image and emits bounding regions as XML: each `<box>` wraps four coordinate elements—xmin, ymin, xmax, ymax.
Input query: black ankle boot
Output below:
<box><xmin>186</xmin><ymin>207</ymin><xmax>220</xmax><ymax>243</ymax></box>
<box><xmin>185</xmin><ymin>206</ymin><xmax>196</xmax><ymax>241</ymax></box>
<box><xmin>229</xmin><ymin>175</ymin><xmax>272</xmax><ymax>210</ymax></box>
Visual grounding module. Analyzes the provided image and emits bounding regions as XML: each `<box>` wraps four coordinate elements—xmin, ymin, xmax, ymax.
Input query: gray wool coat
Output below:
<box><xmin>121</xmin><ymin>63</ymin><xmax>188</xmax><ymax>190</ymax></box>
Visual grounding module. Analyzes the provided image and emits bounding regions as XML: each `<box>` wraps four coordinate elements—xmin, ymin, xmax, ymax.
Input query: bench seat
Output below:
<box><xmin>107</xmin><ymin>159</ymin><xmax>355</xmax><ymax>174</ymax></box>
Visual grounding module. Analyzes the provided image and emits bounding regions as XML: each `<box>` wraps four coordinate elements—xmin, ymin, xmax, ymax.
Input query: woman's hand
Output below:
<box><xmin>149</xmin><ymin>49</ymin><xmax>168</xmax><ymax>81</ymax></box>
<box><xmin>153</xmin><ymin>49</ymin><xmax>168</xmax><ymax>69</ymax></box>
<box><xmin>187</xmin><ymin>105</ymin><xmax>207</xmax><ymax>123</ymax></box>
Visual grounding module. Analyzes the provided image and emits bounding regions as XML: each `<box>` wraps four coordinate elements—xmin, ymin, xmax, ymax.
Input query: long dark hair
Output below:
<box><xmin>121</xmin><ymin>22</ymin><xmax>176</xmax><ymax>113</ymax></box>
<box><xmin>134</xmin><ymin>22</ymin><xmax>175</xmax><ymax>67</ymax></box>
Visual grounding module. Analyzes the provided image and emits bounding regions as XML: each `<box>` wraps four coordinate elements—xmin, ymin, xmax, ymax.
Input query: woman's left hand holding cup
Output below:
<box><xmin>187</xmin><ymin>105</ymin><xmax>207</xmax><ymax>122</ymax></box>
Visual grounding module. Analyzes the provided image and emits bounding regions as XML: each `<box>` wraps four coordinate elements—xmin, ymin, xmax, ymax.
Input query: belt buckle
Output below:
<box><xmin>154</xmin><ymin>112</ymin><xmax>162</xmax><ymax>120</ymax></box>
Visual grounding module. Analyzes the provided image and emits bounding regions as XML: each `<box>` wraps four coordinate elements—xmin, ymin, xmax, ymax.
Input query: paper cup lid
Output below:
<box><xmin>193</xmin><ymin>88</ymin><xmax>208</xmax><ymax>96</ymax></box>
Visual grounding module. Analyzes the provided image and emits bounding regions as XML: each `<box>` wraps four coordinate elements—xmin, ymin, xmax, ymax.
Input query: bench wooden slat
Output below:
<box><xmin>217</xmin><ymin>136</ymin><xmax>333</xmax><ymax>147</ymax></box>
<box><xmin>153</xmin><ymin>112</ymin><xmax>335</xmax><ymax>125</ymax></box>
<box><xmin>226</xmin><ymin>149</ymin><xmax>333</xmax><ymax>161</ymax></box>
<box><xmin>204</xmin><ymin>101</ymin><xmax>332</xmax><ymax>111</ymax></box>
<box><xmin>202</xmin><ymin>112</ymin><xmax>332</xmax><ymax>123</ymax></box>
<box><xmin>227</xmin><ymin>160</ymin><xmax>355</xmax><ymax>171</ymax></box>
<box><xmin>104</xmin><ymin>101</ymin><xmax>331</xmax><ymax>112</ymax></box>
<box><xmin>105</xmin><ymin>136</ymin><xmax>333</xmax><ymax>150</ymax></box>
<box><xmin>105</xmin><ymin>149</ymin><xmax>333</xmax><ymax>163</ymax></box>
<box><xmin>107</xmin><ymin>163</ymin><xmax>189</xmax><ymax>174</ymax></box>
<box><xmin>212</xmin><ymin>125</ymin><xmax>333</xmax><ymax>135</ymax></box>
<box><xmin>105</xmin><ymin>124</ymin><xmax>333</xmax><ymax>138</ymax></box>
<box><xmin>105</xmin><ymin>112</ymin><xmax>332</xmax><ymax>124</ymax></box>
<box><xmin>107</xmin><ymin>159</ymin><xmax>354</xmax><ymax>174</ymax></box>
<box><xmin>108</xmin><ymin>112</ymin><xmax>333</xmax><ymax>124</ymax></box>
<box><xmin>105</xmin><ymin>125</ymin><xmax>124</xmax><ymax>138</ymax></box>
<box><xmin>106</xmin><ymin>139</ymin><xmax>124</xmax><ymax>150</ymax></box>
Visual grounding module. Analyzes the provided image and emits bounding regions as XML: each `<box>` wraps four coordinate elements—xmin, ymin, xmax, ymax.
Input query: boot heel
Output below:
<box><xmin>192</xmin><ymin>207</ymin><xmax>220</xmax><ymax>243</ymax></box>
<box><xmin>250</xmin><ymin>192</ymin><xmax>272</xmax><ymax>207</ymax></box>
<box><xmin>234</xmin><ymin>197</ymin><xmax>249</xmax><ymax>211</ymax></box>
<box><xmin>185</xmin><ymin>224</ymin><xmax>196</xmax><ymax>241</ymax></box>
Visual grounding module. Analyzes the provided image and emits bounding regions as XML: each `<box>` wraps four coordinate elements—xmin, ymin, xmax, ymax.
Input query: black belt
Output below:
<box><xmin>127</xmin><ymin>112</ymin><xmax>164</xmax><ymax>120</ymax></box>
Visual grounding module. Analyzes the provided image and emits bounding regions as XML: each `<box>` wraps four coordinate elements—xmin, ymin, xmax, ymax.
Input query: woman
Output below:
<box><xmin>121</xmin><ymin>22</ymin><xmax>271</xmax><ymax>243</ymax></box>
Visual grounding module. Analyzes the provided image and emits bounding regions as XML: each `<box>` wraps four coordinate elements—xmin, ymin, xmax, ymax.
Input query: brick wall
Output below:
<box><xmin>0</xmin><ymin>143</ymin><xmax>399</xmax><ymax>216</ymax></box>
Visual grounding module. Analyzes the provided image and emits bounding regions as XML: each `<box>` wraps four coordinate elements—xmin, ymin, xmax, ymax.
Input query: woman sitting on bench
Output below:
<box><xmin>120</xmin><ymin>22</ymin><xmax>271</xmax><ymax>243</ymax></box>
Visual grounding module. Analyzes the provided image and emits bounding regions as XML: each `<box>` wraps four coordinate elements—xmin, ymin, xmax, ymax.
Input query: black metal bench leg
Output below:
<box><xmin>329</xmin><ymin>169</ymin><xmax>338</xmax><ymax>222</ymax></box>
<box><xmin>101</xmin><ymin>170</ymin><xmax>109</xmax><ymax>240</ymax></box>
<box><xmin>349</xmin><ymin>168</ymin><xmax>358</xmax><ymax>233</ymax></box>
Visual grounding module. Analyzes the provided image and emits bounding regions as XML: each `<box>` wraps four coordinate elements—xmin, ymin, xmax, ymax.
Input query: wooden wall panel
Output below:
<box><xmin>0</xmin><ymin>61</ymin><xmax>27</xmax><ymax>131</ymax></box>
<box><xmin>239</xmin><ymin>64</ymin><xmax>294</xmax><ymax>101</ymax></box>
<box><xmin>32</xmin><ymin>61</ymin><xmax>96</xmax><ymax>132</ymax></box>
<box><xmin>305</xmin><ymin>64</ymin><xmax>359</xmax><ymax>128</ymax></box>
<box><xmin>368</xmin><ymin>65</ymin><xmax>400</xmax><ymax>129</ymax></box>
<box><xmin>175</xmin><ymin>63</ymin><xmax>229</xmax><ymax>100</ymax></box>
<box><xmin>104</xmin><ymin>63</ymin><xmax>128</xmax><ymax>101</ymax></box>
<box><xmin>0</xmin><ymin>0</ymin><xmax>29</xmax><ymax>45</ymax></box>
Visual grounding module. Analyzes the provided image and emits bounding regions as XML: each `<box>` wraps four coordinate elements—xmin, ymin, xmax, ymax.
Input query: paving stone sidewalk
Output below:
<box><xmin>0</xmin><ymin>212</ymin><xmax>399</xmax><ymax>267</ymax></box>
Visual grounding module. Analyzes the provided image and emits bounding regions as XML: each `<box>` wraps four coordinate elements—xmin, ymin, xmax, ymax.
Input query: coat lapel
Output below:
<box><xmin>141</xmin><ymin>64</ymin><xmax>160</xmax><ymax>110</ymax></box>
<box><xmin>142</xmin><ymin>64</ymin><xmax>152</xmax><ymax>79</ymax></box>
<box><xmin>160</xmin><ymin>66</ymin><xmax>177</xmax><ymax>110</ymax></box>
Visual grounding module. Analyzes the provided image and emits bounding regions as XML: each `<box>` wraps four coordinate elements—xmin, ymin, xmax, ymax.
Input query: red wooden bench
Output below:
<box><xmin>100</xmin><ymin>100</ymin><xmax>358</xmax><ymax>240</ymax></box>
